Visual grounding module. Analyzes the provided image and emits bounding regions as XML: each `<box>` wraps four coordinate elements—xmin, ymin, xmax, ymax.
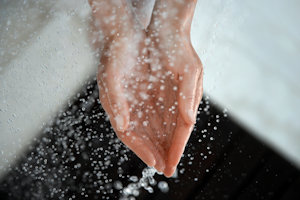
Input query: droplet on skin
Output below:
<box><xmin>144</xmin><ymin>38</ymin><xmax>151</xmax><ymax>45</ymax></box>
<box><xmin>143</xmin><ymin>121</ymin><xmax>148</xmax><ymax>127</ymax></box>
<box><xmin>137</xmin><ymin>111</ymin><xmax>143</xmax><ymax>118</ymax></box>
<box><xmin>139</xmin><ymin>92</ymin><xmax>149</xmax><ymax>100</ymax></box>
<box><xmin>149</xmin><ymin>75</ymin><xmax>158</xmax><ymax>82</ymax></box>
<box><xmin>115</xmin><ymin>115</ymin><xmax>125</xmax><ymax>131</ymax></box>
<box><xmin>147</xmin><ymin>83</ymin><xmax>153</xmax><ymax>90</ymax></box>
<box><xmin>188</xmin><ymin>109</ymin><xmax>195</xmax><ymax>123</ymax></box>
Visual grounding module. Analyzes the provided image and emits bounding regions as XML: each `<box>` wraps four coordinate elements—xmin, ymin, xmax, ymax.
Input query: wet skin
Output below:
<box><xmin>89</xmin><ymin>0</ymin><xmax>203</xmax><ymax>177</ymax></box>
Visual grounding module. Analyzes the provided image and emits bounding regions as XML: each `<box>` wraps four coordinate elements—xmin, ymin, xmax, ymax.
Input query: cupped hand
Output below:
<box><xmin>89</xmin><ymin>0</ymin><xmax>203</xmax><ymax>177</ymax></box>
<box><xmin>89</xmin><ymin>0</ymin><xmax>171</xmax><ymax>171</ymax></box>
<box><xmin>89</xmin><ymin>0</ymin><xmax>157</xmax><ymax>167</ymax></box>
<box><xmin>146</xmin><ymin>0</ymin><xmax>203</xmax><ymax>176</ymax></box>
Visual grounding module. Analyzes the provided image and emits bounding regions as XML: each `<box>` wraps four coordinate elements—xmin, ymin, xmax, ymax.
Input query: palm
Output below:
<box><xmin>123</xmin><ymin>71</ymin><xmax>176</xmax><ymax>173</ymax></box>
<box><xmin>109</xmin><ymin>37</ymin><xmax>180</xmax><ymax>174</ymax></box>
<box><xmin>89</xmin><ymin>0</ymin><xmax>158</xmax><ymax>167</ymax></box>
<box><xmin>145</xmin><ymin>0</ymin><xmax>203</xmax><ymax>176</ymax></box>
<box><xmin>89</xmin><ymin>0</ymin><xmax>203</xmax><ymax>177</ymax></box>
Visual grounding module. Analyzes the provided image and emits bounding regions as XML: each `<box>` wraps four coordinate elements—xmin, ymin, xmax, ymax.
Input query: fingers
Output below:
<box><xmin>193</xmin><ymin>65</ymin><xmax>204</xmax><ymax>112</ymax></box>
<box><xmin>99</xmin><ymin>79</ymin><xmax>157</xmax><ymax>168</ymax></box>
<box><xmin>164</xmin><ymin>61</ymin><xmax>202</xmax><ymax>177</ymax></box>
<box><xmin>178</xmin><ymin>66</ymin><xmax>200</xmax><ymax>125</ymax></box>
<box><xmin>149</xmin><ymin>139</ymin><xmax>166</xmax><ymax>172</ymax></box>
<box><xmin>191</xmin><ymin>45</ymin><xmax>204</xmax><ymax>112</ymax></box>
<box><xmin>98</xmin><ymin>71</ymin><xmax>130</xmax><ymax>132</ymax></box>
<box><xmin>164</xmin><ymin>118</ymin><xmax>194</xmax><ymax>177</ymax></box>
<box><xmin>89</xmin><ymin>0</ymin><xmax>133</xmax><ymax>36</ymax></box>
<box><xmin>119</xmin><ymin>131</ymin><xmax>156</xmax><ymax>167</ymax></box>
<box><xmin>145</xmin><ymin>114</ymin><xmax>166</xmax><ymax>172</ymax></box>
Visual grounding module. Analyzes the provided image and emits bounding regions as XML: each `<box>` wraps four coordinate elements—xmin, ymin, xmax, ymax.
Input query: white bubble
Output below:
<box><xmin>114</xmin><ymin>180</ymin><xmax>123</xmax><ymax>190</ymax></box>
<box><xmin>129</xmin><ymin>176</ymin><xmax>138</xmax><ymax>182</ymax></box>
<box><xmin>121</xmin><ymin>167</ymin><xmax>157</xmax><ymax>199</ymax></box>
<box><xmin>158</xmin><ymin>181</ymin><xmax>169</xmax><ymax>193</ymax></box>
<box><xmin>143</xmin><ymin>121</ymin><xmax>148</xmax><ymax>127</ymax></box>
<box><xmin>137</xmin><ymin>111</ymin><xmax>143</xmax><ymax>118</ymax></box>
<box><xmin>139</xmin><ymin>92</ymin><xmax>149</xmax><ymax>100</ymax></box>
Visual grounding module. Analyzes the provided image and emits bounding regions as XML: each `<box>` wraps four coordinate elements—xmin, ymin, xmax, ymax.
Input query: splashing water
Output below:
<box><xmin>120</xmin><ymin>167</ymin><xmax>157</xmax><ymax>199</ymax></box>
<box><xmin>0</xmin><ymin>0</ymin><xmax>237</xmax><ymax>199</ymax></box>
<box><xmin>118</xmin><ymin>167</ymin><xmax>170</xmax><ymax>200</ymax></box>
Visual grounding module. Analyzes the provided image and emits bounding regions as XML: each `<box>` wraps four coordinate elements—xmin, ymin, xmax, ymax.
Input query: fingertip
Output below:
<box><xmin>178</xmin><ymin>71</ymin><xmax>198</xmax><ymax>124</ymax></box>
<box><xmin>138</xmin><ymin>149</ymin><xmax>156</xmax><ymax>168</ymax></box>
<box><xmin>166</xmin><ymin>122</ymin><xmax>194</xmax><ymax>176</ymax></box>
<box><xmin>187</xmin><ymin>109</ymin><xmax>196</xmax><ymax>124</ymax></box>
<box><xmin>178</xmin><ymin>94</ymin><xmax>196</xmax><ymax>125</ymax></box>
<box><xmin>120</xmin><ymin>131</ymin><xmax>156</xmax><ymax>168</ymax></box>
<box><xmin>179</xmin><ymin>104</ymin><xmax>195</xmax><ymax>125</ymax></box>
<box><xmin>114</xmin><ymin>114</ymin><xmax>129</xmax><ymax>132</ymax></box>
<box><xmin>147</xmin><ymin>157</ymin><xmax>156</xmax><ymax>168</ymax></box>
<box><xmin>164</xmin><ymin>166</ymin><xmax>176</xmax><ymax>178</ymax></box>
<box><xmin>165</xmin><ymin>150</ymin><xmax>180</xmax><ymax>178</ymax></box>
<box><xmin>154</xmin><ymin>157</ymin><xmax>165</xmax><ymax>173</ymax></box>
<box><xmin>109</xmin><ymin>97</ymin><xmax>130</xmax><ymax>131</ymax></box>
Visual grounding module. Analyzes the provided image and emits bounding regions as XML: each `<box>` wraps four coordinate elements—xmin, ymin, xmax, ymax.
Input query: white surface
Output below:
<box><xmin>0</xmin><ymin>0</ymin><xmax>300</xmax><ymax>178</ymax></box>
<box><xmin>192</xmin><ymin>0</ymin><xmax>300</xmax><ymax>167</ymax></box>
<box><xmin>0</xmin><ymin>0</ymin><xmax>97</xmax><ymax>177</ymax></box>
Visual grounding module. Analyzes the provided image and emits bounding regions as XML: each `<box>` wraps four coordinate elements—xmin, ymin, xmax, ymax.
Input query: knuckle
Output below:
<box><xmin>97</xmin><ymin>67</ymin><xmax>109</xmax><ymax>83</ymax></box>
<box><xmin>189</xmin><ymin>66</ymin><xmax>199</xmax><ymax>75</ymax></box>
<box><xmin>198</xmin><ymin>63</ymin><xmax>203</xmax><ymax>75</ymax></box>
<box><xmin>182</xmin><ymin>94</ymin><xmax>194</xmax><ymax>102</ymax></box>
<box><xmin>191</xmin><ymin>62</ymin><xmax>203</xmax><ymax>76</ymax></box>
<box><xmin>186</xmin><ymin>95</ymin><xmax>194</xmax><ymax>101</ymax></box>
<box><xmin>99</xmin><ymin>91</ymin><xmax>107</xmax><ymax>102</ymax></box>
<box><xmin>98</xmin><ymin>63</ymin><xmax>107</xmax><ymax>75</ymax></box>
<box><xmin>196</xmin><ymin>59</ymin><xmax>204</xmax><ymax>73</ymax></box>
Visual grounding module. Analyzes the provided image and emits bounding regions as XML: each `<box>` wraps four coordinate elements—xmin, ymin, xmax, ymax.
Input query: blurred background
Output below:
<box><xmin>0</xmin><ymin>0</ymin><xmax>299</xmax><ymax>199</ymax></box>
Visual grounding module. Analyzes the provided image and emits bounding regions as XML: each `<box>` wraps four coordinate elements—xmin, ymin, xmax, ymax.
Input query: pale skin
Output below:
<box><xmin>88</xmin><ymin>0</ymin><xmax>203</xmax><ymax>177</ymax></box>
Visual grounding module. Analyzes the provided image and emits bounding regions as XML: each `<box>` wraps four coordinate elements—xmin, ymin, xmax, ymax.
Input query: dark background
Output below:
<box><xmin>0</xmin><ymin>79</ymin><xmax>299</xmax><ymax>200</ymax></box>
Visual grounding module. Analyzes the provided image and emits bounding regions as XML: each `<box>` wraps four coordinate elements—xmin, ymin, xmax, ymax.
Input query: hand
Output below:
<box><xmin>89</xmin><ymin>0</ymin><xmax>158</xmax><ymax>167</ymax></box>
<box><xmin>146</xmin><ymin>0</ymin><xmax>203</xmax><ymax>176</ymax></box>
<box><xmin>89</xmin><ymin>0</ymin><xmax>203</xmax><ymax>177</ymax></box>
